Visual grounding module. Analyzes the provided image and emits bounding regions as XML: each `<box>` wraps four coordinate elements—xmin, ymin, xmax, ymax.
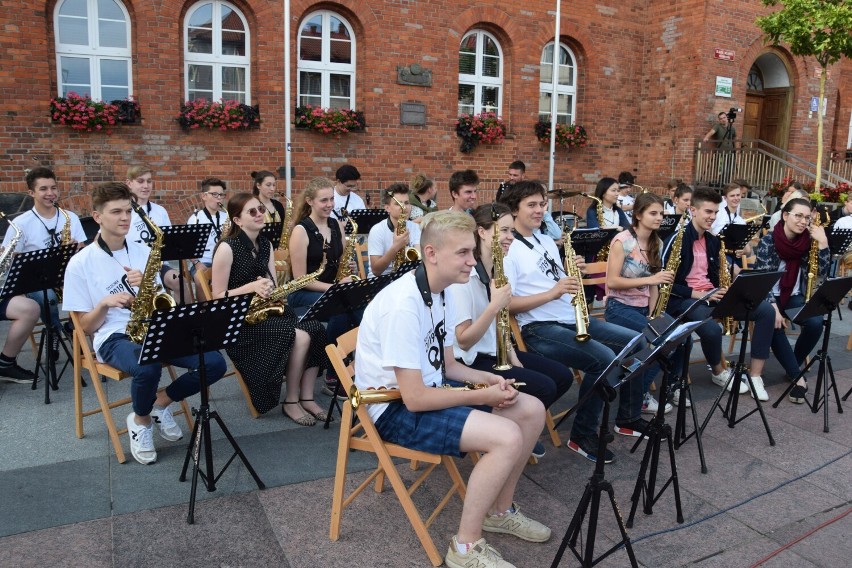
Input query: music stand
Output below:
<box><xmin>700</xmin><ymin>270</ymin><xmax>783</xmax><ymax>445</ymax></box>
<box><xmin>347</xmin><ymin>209</ymin><xmax>388</xmax><ymax>234</ymax></box>
<box><xmin>138</xmin><ymin>294</ymin><xmax>265</xmax><ymax>524</ymax></box>
<box><xmin>625</xmin><ymin>320</ymin><xmax>704</xmax><ymax>529</ymax></box>
<box><xmin>0</xmin><ymin>244</ymin><xmax>76</xmax><ymax>403</ymax></box>
<box><xmin>771</xmin><ymin>277</ymin><xmax>852</xmax><ymax>432</ymax></box>
<box><xmin>261</xmin><ymin>221</ymin><xmax>283</xmax><ymax>249</ymax></box>
<box><xmin>160</xmin><ymin>224</ymin><xmax>212</xmax><ymax>304</ymax></box>
<box><xmin>301</xmin><ymin>275</ymin><xmax>398</xmax><ymax>427</ymax></box>
<box><xmin>825</xmin><ymin>227</ymin><xmax>852</xmax><ymax>278</ymax></box>
<box><xmin>568</xmin><ymin>227</ymin><xmax>619</xmax><ymax>260</ymax></box>
<box><xmin>551</xmin><ymin>334</ymin><xmax>645</xmax><ymax>568</ymax></box>
<box><xmin>658</xmin><ymin>214</ymin><xmax>684</xmax><ymax>242</ymax></box>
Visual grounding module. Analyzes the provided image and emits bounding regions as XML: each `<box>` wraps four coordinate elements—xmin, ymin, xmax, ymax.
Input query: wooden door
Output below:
<box><xmin>761</xmin><ymin>89</ymin><xmax>789</xmax><ymax>149</ymax></box>
<box><xmin>743</xmin><ymin>95</ymin><xmax>762</xmax><ymax>142</ymax></box>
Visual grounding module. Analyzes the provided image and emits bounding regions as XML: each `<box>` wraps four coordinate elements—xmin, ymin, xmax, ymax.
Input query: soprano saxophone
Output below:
<box><xmin>651</xmin><ymin>213</ymin><xmax>687</xmax><ymax>318</ymax></box>
<box><xmin>391</xmin><ymin>197</ymin><xmax>420</xmax><ymax>270</ymax></box>
<box><xmin>718</xmin><ymin>233</ymin><xmax>736</xmax><ymax>336</ymax></box>
<box><xmin>490</xmin><ymin>214</ymin><xmax>512</xmax><ymax>370</ymax></box>
<box><xmin>563</xmin><ymin>221</ymin><xmax>591</xmax><ymax>342</ymax></box>
<box><xmin>125</xmin><ymin>201</ymin><xmax>177</xmax><ymax>344</ymax></box>
<box><xmin>804</xmin><ymin>208</ymin><xmax>826</xmax><ymax>301</ymax></box>
<box><xmin>273</xmin><ymin>197</ymin><xmax>292</xmax><ymax>284</ymax></box>
<box><xmin>245</xmin><ymin>253</ymin><xmax>327</xmax><ymax>324</ymax></box>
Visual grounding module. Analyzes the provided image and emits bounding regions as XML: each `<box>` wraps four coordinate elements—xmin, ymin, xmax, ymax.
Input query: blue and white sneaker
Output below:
<box><xmin>126</xmin><ymin>413</ymin><xmax>157</xmax><ymax>465</ymax></box>
<box><xmin>566</xmin><ymin>435</ymin><xmax>614</xmax><ymax>464</ymax></box>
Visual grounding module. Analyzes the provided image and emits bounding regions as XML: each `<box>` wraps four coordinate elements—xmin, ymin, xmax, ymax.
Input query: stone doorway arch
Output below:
<box><xmin>743</xmin><ymin>51</ymin><xmax>794</xmax><ymax>150</ymax></box>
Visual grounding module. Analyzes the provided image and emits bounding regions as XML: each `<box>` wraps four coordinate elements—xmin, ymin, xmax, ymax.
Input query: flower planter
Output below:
<box><xmin>455</xmin><ymin>111</ymin><xmax>506</xmax><ymax>153</ymax></box>
<box><xmin>177</xmin><ymin>100</ymin><xmax>261</xmax><ymax>131</ymax></box>
<box><xmin>49</xmin><ymin>92</ymin><xmax>139</xmax><ymax>133</ymax></box>
<box><xmin>294</xmin><ymin>106</ymin><xmax>366</xmax><ymax>136</ymax></box>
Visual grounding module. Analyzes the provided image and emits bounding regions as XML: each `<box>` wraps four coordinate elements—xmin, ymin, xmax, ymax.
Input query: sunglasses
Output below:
<box><xmin>245</xmin><ymin>205</ymin><xmax>267</xmax><ymax>217</ymax></box>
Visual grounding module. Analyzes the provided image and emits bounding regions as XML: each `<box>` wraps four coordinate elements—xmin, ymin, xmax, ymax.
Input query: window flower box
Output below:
<box><xmin>177</xmin><ymin>99</ymin><xmax>261</xmax><ymax>130</ymax></box>
<box><xmin>455</xmin><ymin>111</ymin><xmax>506</xmax><ymax>153</ymax></box>
<box><xmin>294</xmin><ymin>105</ymin><xmax>366</xmax><ymax>136</ymax></box>
<box><xmin>49</xmin><ymin>92</ymin><xmax>140</xmax><ymax>133</ymax></box>
<box><xmin>534</xmin><ymin>119</ymin><xmax>589</xmax><ymax>149</ymax></box>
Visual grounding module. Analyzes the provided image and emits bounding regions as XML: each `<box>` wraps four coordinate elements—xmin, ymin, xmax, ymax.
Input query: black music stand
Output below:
<box><xmin>551</xmin><ymin>334</ymin><xmax>645</xmax><ymax>568</ymax></box>
<box><xmin>0</xmin><ymin>244</ymin><xmax>76</xmax><ymax>403</ymax></box>
<box><xmin>771</xmin><ymin>277</ymin><xmax>852</xmax><ymax>432</ymax></box>
<box><xmin>625</xmin><ymin>320</ymin><xmax>704</xmax><ymax>529</ymax></box>
<box><xmin>261</xmin><ymin>221</ymin><xmax>283</xmax><ymax>249</ymax></box>
<box><xmin>301</xmin><ymin>275</ymin><xmax>398</xmax><ymax>427</ymax></box>
<box><xmin>569</xmin><ymin>227</ymin><xmax>619</xmax><ymax>260</ymax></box>
<box><xmin>825</xmin><ymin>227</ymin><xmax>852</xmax><ymax>278</ymax></box>
<box><xmin>700</xmin><ymin>270</ymin><xmax>783</xmax><ymax>445</ymax></box>
<box><xmin>718</xmin><ymin>223</ymin><xmax>761</xmax><ymax>252</ymax></box>
<box><xmin>138</xmin><ymin>294</ymin><xmax>265</xmax><ymax>524</ymax></box>
<box><xmin>160</xmin><ymin>224</ymin><xmax>212</xmax><ymax>304</ymax></box>
<box><xmin>348</xmin><ymin>209</ymin><xmax>388</xmax><ymax>235</ymax></box>
<box><xmin>658</xmin><ymin>214</ymin><xmax>684</xmax><ymax>241</ymax></box>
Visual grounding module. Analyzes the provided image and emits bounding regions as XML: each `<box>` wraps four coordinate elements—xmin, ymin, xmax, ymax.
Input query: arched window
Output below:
<box><xmin>297</xmin><ymin>11</ymin><xmax>356</xmax><ymax>109</ymax></box>
<box><xmin>458</xmin><ymin>30</ymin><xmax>502</xmax><ymax>115</ymax></box>
<box><xmin>54</xmin><ymin>0</ymin><xmax>132</xmax><ymax>101</ymax></box>
<box><xmin>538</xmin><ymin>42</ymin><xmax>577</xmax><ymax>124</ymax></box>
<box><xmin>747</xmin><ymin>65</ymin><xmax>764</xmax><ymax>93</ymax></box>
<box><xmin>184</xmin><ymin>1</ymin><xmax>250</xmax><ymax>103</ymax></box>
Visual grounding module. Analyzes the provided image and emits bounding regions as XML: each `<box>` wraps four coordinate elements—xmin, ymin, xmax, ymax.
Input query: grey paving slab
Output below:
<box><xmin>763</xmin><ymin>505</ymin><xmax>852</xmax><ymax>568</ymax></box>
<box><xmin>0</xmin><ymin>517</ymin><xmax>113</xmax><ymax>568</ymax></box>
<box><xmin>691</xmin><ymin>536</ymin><xmax>820</xmax><ymax>568</ymax></box>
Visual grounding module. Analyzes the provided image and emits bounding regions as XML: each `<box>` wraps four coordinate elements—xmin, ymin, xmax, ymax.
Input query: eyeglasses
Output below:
<box><xmin>790</xmin><ymin>213</ymin><xmax>812</xmax><ymax>223</ymax></box>
<box><xmin>246</xmin><ymin>205</ymin><xmax>267</xmax><ymax>217</ymax></box>
<box><xmin>343</xmin><ymin>182</ymin><xmax>358</xmax><ymax>189</ymax></box>
<box><xmin>206</xmin><ymin>192</ymin><xmax>225</xmax><ymax>198</ymax></box>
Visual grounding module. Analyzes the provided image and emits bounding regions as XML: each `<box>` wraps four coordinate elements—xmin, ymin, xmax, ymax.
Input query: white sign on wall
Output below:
<box><xmin>715</xmin><ymin>76</ymin><xmax>732</xmax><ymax>98</ymax></box>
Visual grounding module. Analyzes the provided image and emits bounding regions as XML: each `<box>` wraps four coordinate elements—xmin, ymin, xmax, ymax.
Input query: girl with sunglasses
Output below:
<box><xmin>211</xmin><ymin>193</ymin><xmax>329</xmax><ymax>425</ymax></box>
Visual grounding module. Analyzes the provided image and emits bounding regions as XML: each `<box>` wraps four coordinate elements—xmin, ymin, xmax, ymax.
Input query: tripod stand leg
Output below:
<box><xmin>583</xmin><ymin>487</ymin><xmax>602</xmax><ymax>565</ymax></box>
<box><xmin>551</xmin><ymin>484</ymin><xmax>592</xmax><ymax>568</ymax></box>
<box><xmin>182</xmin><ymin>411</ymin><xmax>204</xmax><ymax>524</ymax></box>
<box><xmin>744</xmin><ymin>373</ymin><xmax>776</xmax><ymax>446</ymax></box>
<box><xmin>773</xmin><ymin>357</ymin><xmax>817</xmax><ymax>408</ymax></box>
<box><xmin>686</xmin><ymin>385</ymin><xmax>708</xmax><ymax>474</ymax></box>
<box><xmin>664</xmin><ymin>427</ymin><xmax>684</xmax><ymax>523</ymax></box>
<box><xmin>211</xmin><ymin>411</ymin><xmax>265</xmax><ymax>489</ymax></box>
<box><xmin>827</xmin><ymin>357</ymin><xmax>843</xmax><ymax>415</ymax></box>
<box><xmin>626</xmin><ymin>435</ymin><xmax>655</xmax><ymax>528</ymax></box>
<box><xmin>605</xmin><ymin>484</ymin><xmax>639</xmax><ymax>567</ymax></box>
<box><xmin>324</xmin><ymin>375</ymin><xmax>343</xmax><ymax>430</ymax></box>
<box><xmin>179</xmin><ymin>409</ymin><xmax>201</xmax><ymax>482</ymax></box>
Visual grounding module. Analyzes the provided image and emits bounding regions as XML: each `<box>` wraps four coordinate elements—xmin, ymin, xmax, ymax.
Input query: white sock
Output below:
<box><xmin>454</xmin><ymin>537</ymin><xmax>474</xmax><ymax>554</ymax></box>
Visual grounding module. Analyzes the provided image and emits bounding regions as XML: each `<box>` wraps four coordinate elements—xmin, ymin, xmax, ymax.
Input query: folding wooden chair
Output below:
<box><xmin>327</xmin><ymin>327</ymin><xmax>467</xmax><ymax>567</ymax></box>
<box><xmin>354</xmin><ymin>239</ymin><xmax>369</xmax><ymax>280</ymax></box>
<box><xmin>193</xmin><ymin>265</ymin><xmax>260</xmax><ymax>418</ymax></box>
<box><xmin>70</xmin><ymin>312</ymin><xmax>192</xmax><ymax>464</ymax></box>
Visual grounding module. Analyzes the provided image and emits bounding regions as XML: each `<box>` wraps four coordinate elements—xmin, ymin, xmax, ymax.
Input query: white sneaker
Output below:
<box><xmin>641</xmin><ymin>392</ymin><xmax>673</xmax><ymax>414</ymax></box>
<box><xmin>672</xmin><ymin>388</ymin><xmax>692</xmax><ymax>408</ymax></box>
<box><xmin>711</xmin><ymin>368</ymin><xmax>748</xmax><ymax>394</ymax></box>
<box><xmin>126</xmin><ymin>413</ymin><xmax>157</xmax><ymax>465</ymax></box>
<box><xmin>749</xmin><ymin>376</ymin><xmax>769</xmax><ymax>402</ymax></box>
<box><xmin>151</xmin><ymin>405</ymin><xmax>183</xmax><ymax>441</ymax></box>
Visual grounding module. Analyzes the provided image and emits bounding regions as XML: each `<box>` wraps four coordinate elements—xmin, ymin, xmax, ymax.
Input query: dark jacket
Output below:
<box><xmin>753</xmin><ymin>231</ymin><xmax>831</xmax><ymax>303</ymax></box>
<box><xmin>585</xmin><ymin>204</ymin><xmax>630</xmax><ymax>230</ymax></box>
<box><xmin>661</xmin><ymin>221</ymin><xmax>723</xmax><ymax>300</ymax></box>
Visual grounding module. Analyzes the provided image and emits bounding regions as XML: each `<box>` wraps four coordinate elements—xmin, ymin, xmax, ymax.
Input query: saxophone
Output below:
<box><xmin>490</xmin><ymin>215</ymin><xmax>512</xmax><ymax>370</ymax></box>
<box><xmin>391</xmin><ymin>197</ymin><xmax>420</xmax><ymax>270</ymax></box>
<box><xmin>651</xmin><ymin>213</ymin><xmax>687</xmax><ymax>318</ymax></box>
<box><xmin>563</xmin><ymin>222</ymin><xmax>591</xmax><ymax>342</ymax></box>
<box><xmin>125</xmin><ymin>201</ymin><xmax>177</xmax><ymax>343</ymax></box>
<box><xmin>219</xmin><ymin>203</ymin><xmax>231</xmax><ymax>237</ymax></box>
<box><xmin>274</xmin><ymin>197</ymin><xmax>292</xmax><ymax>284</ymax></box>
<box><xmin>335</xmin><ymin>210</ymin><xmax>360</xmax><ymax>282</ymax></box>
<box><xmin>718</xmin><ymin>234</ymin><xmax>736</xmax><ymax>336</ymax></box>
<box><xmin>0</xmin><ymin>213</ymin><xmax>22</xmax><ymax>284</ymax></box>
<box><xmin>54</xmin><ymin>202</ymin><xmax>74</xmax><ymax>302</ymax></box>
<box><xmin>583</xmin><ymin>193</ymin><xmax>611</xmax><ymax>261</ymax></box>
<box><xmin>245</xmin><ymin>253</ymin><xmax>327</xmax><ymax>324</ymax></box>
<box><xmin>805</xmin><ymin>209</ymin><xmax>826</xmax><ymax>301</ymax></box>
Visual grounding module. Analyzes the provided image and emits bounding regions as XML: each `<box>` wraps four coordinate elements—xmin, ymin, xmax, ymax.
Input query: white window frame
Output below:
<box><xmin>54</xmin><ymin>0</ymin><xmax>133</xmax><ymax>101</ymax></box>
<box><xmin>458</xmin><ymin>29</ymin><xmax>503</xmax><ymax>116</ymax></box>
<box><xmin>184</xmin><ymin>0</ymin><xmax>251</xmax><ymax>103</ymax></box>
<box><xmin>297</xmin><ymin>10</ymin><xmax>357</xmax><ymax>109</ymax></box>
<box><xmin>538</xmin><ymin>41</ymin><xmax>577</xmax><ymax>125</ymax></box>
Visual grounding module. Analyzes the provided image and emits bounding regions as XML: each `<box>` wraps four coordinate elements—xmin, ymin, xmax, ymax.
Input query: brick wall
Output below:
<box><xmin>0</xmin><ymin>0</ymin><xmax>848</xmax><ymax>219</ymax></box>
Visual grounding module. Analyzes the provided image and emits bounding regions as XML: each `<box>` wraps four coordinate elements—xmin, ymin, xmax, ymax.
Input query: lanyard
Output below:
<box><xmin>31</xmin><ymin>209</ymin><xmax>61</xmax><ymax>246</ymax></box>
<box><xmin>202</xmin><ymin>208</ymin><xmax>222</xmax><ymax>240</ymax></box>
<box><xmin>512</xmin><ymin>230</ymin><xmax>564</xmax><ymax>282</ymax></box>
<box><xmin>97</xmin><ymin>235</ymin><xmax>136</xmax><ymax>296</ymax></box>
<box><xmin>414</xmin><ymin>263</ymin><xmax>447</xmax><ymax>384</ymax></box>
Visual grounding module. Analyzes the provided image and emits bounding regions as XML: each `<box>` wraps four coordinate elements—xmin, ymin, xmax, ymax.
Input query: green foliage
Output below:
<box><xmin>757</xmin><ymin>0</ymin><xmax>852</xmax><ymax>67</ymax></box>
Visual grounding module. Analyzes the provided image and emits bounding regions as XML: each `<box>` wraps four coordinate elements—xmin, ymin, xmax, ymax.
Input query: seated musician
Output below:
<box><xmin>367</xmin><ymin>183</ymin><xmax>421</xmax><ymax>278</ymax></box>
<box><xmin>502</xmin><ymin>181</ymin><xmax>642</xmax><ymax>462</ymax></box>
<box><xmin>251</xmin><ymin>170</ymin><xmax>286</xmax><ymax>224</ymax></box>
<box><xmin>661</xmin><ymin>187</ymin><xmax>776</xmax><ymax>401</ymax></box>
<box><xmin>355</xmin><ymin>210</ymin><xmax>550</xmax><ymax>568</ymax></box>
<box><xmin>331</xmin><ymin>164</ymin><xmax>366</xmax><ymax>221</ymax></box>
<box><xmin>605</xmin><ymin>193</ymin><xmax>675</xmax><ymax>415</ymax></box>
<box><xmin>1</xmin><ymin>167</ymin><xmax>86</xmax><ymax>355</ymax></box>
<box><xmin>448</xmin><ymin>169</ymin><xmax>479</xmax><ymax>214</ymax></box>
<box><xmin>62</xmin><ymin>182</ymin><xmax>226</xmax><ymax>465</ymax></box>
<box><xmin>288</xmin><ymin>177</ymin><xmax>361</xmax><ymax>397</ymax></box>
<box><xmin>407</xmin><ymin>174</ymin><xmax>438</xmax><ymax>223</ymax></box>
<box><xmin>753</xmin><ymin>198</ymin><xmax>830</xmax><ymax>404</ymax></box>
<box><xmin>585</xmin><ymin>177</ymin><xmax>629</xmax><ymax>232</ymax></box>
<box><xmin>187</xmin><ymin>177</ymin><xmax>229</xmax><ymax>290</ymax></box>
<box><xmin>664</xmin><ymin>183</ymin><xmax>692</xmax><ymax>216</ymax></box>
<box><xmin>0</xmin><ymin>295</ymin><xmax>39</xmax><ymax>384</ymax></box>
<box><xmin>211</xmin><ymin>193</ymin><xmax>328</xmax><ymax>425</ymax></box>
<box><xmin>447</xmin><ymin>203</ymin><xmax>574</xmax><ymax>459</ymax></box>
<box><xmin>125</xmin><ymin>165</ymin><xmax>191</xmax><ymax>303</ymax></box>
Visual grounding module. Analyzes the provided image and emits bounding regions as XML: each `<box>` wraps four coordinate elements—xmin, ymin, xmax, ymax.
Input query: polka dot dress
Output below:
<box><xmin>224</xmin><ymin>232</ymin><xmax>328</xmax><ymax>414</ymax></box>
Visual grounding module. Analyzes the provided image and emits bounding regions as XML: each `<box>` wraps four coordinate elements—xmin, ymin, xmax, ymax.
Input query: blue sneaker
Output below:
<box><xmin>567</xmin><ymin>435</ymin><xmax>615</xmax><ymax>464</ymax></box>
<box><xmin>531</xmin><ymin>441</ymin><xmax>546</xmax><ymax>459</ymax></box>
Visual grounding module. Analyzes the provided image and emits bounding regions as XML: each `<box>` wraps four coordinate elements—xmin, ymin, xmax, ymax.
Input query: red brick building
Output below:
<box><xmin>1</xmin><ymin>0</ymin><xmax>851</xmax><ymax>213</ymax></box>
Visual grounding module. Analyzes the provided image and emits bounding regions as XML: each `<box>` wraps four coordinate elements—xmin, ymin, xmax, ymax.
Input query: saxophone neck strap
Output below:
<box><xmin>97</xmin><ymin>234</ymin><xmax>129</xmax><ymax>258</ymax></box>
<box><xmin>414</xmin><ymin>262</ymin><xmax>447</xmax><ymax>381</ymax></box>
<box><xmin>474</xmin><ymin>259</ymin><xmax>491</xmax><ymax>301</ymax></box>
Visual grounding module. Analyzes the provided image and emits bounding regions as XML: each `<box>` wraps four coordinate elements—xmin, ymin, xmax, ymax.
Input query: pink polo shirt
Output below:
<box><xmin>685</xmin><ymin>236</ymin><xmax>714</xmax><ymax>292</ymax></box>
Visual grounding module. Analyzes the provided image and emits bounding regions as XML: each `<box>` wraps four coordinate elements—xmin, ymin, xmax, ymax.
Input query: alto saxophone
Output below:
<box><xmin>490</xmin><ymin>215</ymin><xmax>512</xmax><ymax>370</ymax></box>
<box><xmin>0</xmin><ymin>213</ymin><xmax>22</xmax><ymax>286</ymax></box>
<box><xmin>54</xmin><ymin>202</ymin><xmax>74</xmax><ymax>302</ymax></box>
<box><xmin>391</xmin><ymin>197</ymin><xmax>420</xmax><ymax>270</ymax></box>
<box><xmin>245</xmin><ymin>253</ymin><xmax>327</xmax><ymax>324</ymax></box>
<box><xmin>125</xmin><ymin>201</ymin><xmax>177</xmax><ymax>344</ymax></box>
<box><xmin>219</xmin><ymin>202</ymin><xmax>231</xmax><ymax>237</ymax></box>
<box><xmin>563</xmin><ymin>222</ymin><xmax>591</xmax><ymax>342</ymax></box>
<box><xmin>805</xmin><ymin>209</ymin><xmax>826</xmax><ymax>301</ymax></box>
<box><xmin>583</xmin><ymin>193</ymin><xmax>611</xmax><ymax>261</ymax></box>
<box><xmin>651</xmin><ymin>213</ymin><xmax>687</xmax><ymax>318</ymax></box>
<box><xmin>274</xmin><ymin>197</ymin><xmax>292</xmax><ymax>284</ymax></box>
<box><xmin>335</xmin><ymin>210</ymin><xmax>360</xmax><ymax>282</ymax></box>
<box><xmin>718</xmin><ymin>234</ymin><xmax>736</xmax><ymax>336</ymax></box>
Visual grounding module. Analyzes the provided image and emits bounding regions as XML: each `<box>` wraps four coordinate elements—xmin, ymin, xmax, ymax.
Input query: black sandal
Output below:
<box><xmin>300</xmin><ymin>398</ymin><xmax>334</xmax><ymax>422</ymax></box>
<box><xmin>282</xmin><ymin>401</ymin><xmax>316</xmax><ymax>426</ymax></box>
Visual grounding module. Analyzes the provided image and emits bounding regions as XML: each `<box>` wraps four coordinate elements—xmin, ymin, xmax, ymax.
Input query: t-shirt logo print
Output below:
<box><xmin>538</xmin><ymin>257</ymin><xmax>557</xmax><ymax>281</ymax></box>
<box><xmin>427</xmin><ymin>319</ymin><xmax>445</xmax><ymax>372</ymax></box>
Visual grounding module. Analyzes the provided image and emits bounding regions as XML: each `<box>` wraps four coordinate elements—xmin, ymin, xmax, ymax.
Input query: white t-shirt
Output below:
<box><xmin>447</xmin><ymin>270</ymin><xmax>495</xmax><ymax>365</ymax></box>
<box><xmin>834</xmin><ymin>216</ymin><xmax>852</xmax><ymax>230</ymax></box>
<box><xmin>332</xmin><ymin>190</ymin><xmax>366</xmax><ymax>221</ymax></box>
<box><xmin>710</xmin><ymin>201</ymin><xmax>744</xmax><ymax>236</ymax></box>
<box><xmin>128</xmin><ymin>201</ymin><xmax>171</xmax><ymax>244</ymax></box>
<box><xmin>354</xmin><ymin>270</ymin><xmax>456</xmax><ymax>421</ymax></box>
<box><xmin>366</xmin><ymin>218</ymin><xmax>421</xmax><ymax>277</ymax></box>
<box><xmin>2</xmin><ymin>208</ymin><xmax>87</xmax><ymax>252</ymax></box>
<box><xmin>62</xmin><ymin>239</ymin><xmax>160</xmax><ymax>361</ymax></box>
<box><xmin>617</xmin><ymin>194</ymin><xmax>635</xmax><ymax>223</ymax></box>
<box><xmin>664</xmin><ymin>200</ymin><xmax>676</xmax><ymax>215</ymax></box>
<box><xmin>187</xmin><ymin>208</ymin><xmax>229</xmax><ymax>264</ymax></box>
<box><xmin>504</xmin><ymin>232</ymin><xmax>575</xmax><ymax>328</ymax></box>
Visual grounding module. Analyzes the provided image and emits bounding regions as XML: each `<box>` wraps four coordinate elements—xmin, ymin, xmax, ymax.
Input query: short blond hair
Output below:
<box><xmin>126</xmin><ymin>164</ymin><xmax>153</xmax><ymax>180</ymax></box>
<box><xmin>421</xmin><ymin>210</ymin><xmax>475</xmax><ymax>250</ymax></box>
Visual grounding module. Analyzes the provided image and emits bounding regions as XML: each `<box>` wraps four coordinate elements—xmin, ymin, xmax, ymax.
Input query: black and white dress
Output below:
<box><xmin>224</xmin><ymin>232</ymin><xmax>328</xmax><ymax>414</ymax></box>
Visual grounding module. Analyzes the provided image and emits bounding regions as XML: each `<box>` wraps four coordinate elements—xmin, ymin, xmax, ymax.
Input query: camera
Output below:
<box><xmin>726</xmin><ymin>107</ymin><xmax>742</xmax><ymax>121</ymax></box>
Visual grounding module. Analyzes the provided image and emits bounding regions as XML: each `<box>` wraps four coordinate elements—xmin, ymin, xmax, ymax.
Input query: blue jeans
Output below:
<box><xmin>29</xmin><ymin>289</ymin><xmax>62</xmax><ymax>333</ymax></box>
<box><xmin>604</xmin><ymin>300</ymin><xmax>662</xmax><ymax>393</ymax></box>
<box><xmin>521</xmin><ymin>318</ymin><xmax>642</xmax><ymax>439</ymax></box>
<box><xmin>99</xmin><ymin>333</ymin><xmax>226</xmax><ymax>417</ymax></box>
<box><xmin>288</xmin><ymin>288</ymin><xmax>363</xmax><ymax>342</ymax></box>
<box><xmin>772</xmin><ymin>294</ymin><xmax>823</xmax><ymax>379</ymax></box>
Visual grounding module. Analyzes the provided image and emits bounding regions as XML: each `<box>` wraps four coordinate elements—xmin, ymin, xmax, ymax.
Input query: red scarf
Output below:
<box><xmin>771</xmin><ymin>220</ymin><xmax>810</xmax><ymax>309</ymax></box>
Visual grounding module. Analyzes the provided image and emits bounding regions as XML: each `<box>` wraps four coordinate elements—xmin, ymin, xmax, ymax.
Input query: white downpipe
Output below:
<box><xmin>284</xmin><ymin>0</ymin><xmax>293</xmax><ymax>200</ymax></box>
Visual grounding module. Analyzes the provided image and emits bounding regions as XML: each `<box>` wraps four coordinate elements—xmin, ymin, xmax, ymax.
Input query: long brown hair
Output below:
<box><xmin>630</xmin><ymin>192</ymin><xmax>664</xmax><ymax>269</ymax></box>
<box><xmin>223</xmin><ymin>192</ymin><xmax>256</xmax><ymax>239</ymax></box>
<box><xmin>471</xmin><ymin>203</ymin><xmax>511</xmax><ymax>261</ymax></box>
